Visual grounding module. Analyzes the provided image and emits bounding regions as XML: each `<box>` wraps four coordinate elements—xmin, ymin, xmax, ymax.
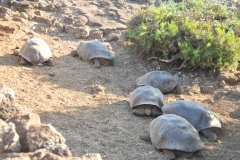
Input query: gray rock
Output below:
<box><xmin>64</xmin><ymin>15</ymin><xmax>74</xmax><ymax>25</ymax></box>
<box><xmin>86</xmin><ymin>14</ymin><xmax>103</xmax><ymax>26</ymax></box>
<box><xmin>0</xmin><ymin>122</ymin><xmax>21</xmax><ymax>153</ymax></box>
<box><xmin>76</xmin><ymin>26</ymin><xmax>90</xmax><ymax>39</ymax></box>
<box><xmin>90</xmin><ymin>29</ymin><xmax>103</xmax><ymax>39</ymax></box>
<box><xmin>75</xmin><ymin>15</ymin><xmax>88</xmax><ymax>26</ymax></box>
<box><xmin>27</xmin><ymin>124</ymin><xmax>65</xmax><ymax>152</ymax></box>
<box><xmin>64</xmin><ymin>25</ymin><xmax>75</xmax><ymax>34</ymax></box>
<box><xmin>0</xmin><ymin>6</ymin><xmax>12</xmax><ymax>14</ymax></box>
<box><xmin>35</xmin><ymin>16</ymin><xmax>47</xmax><ymax>23</ymax></box>
<box><xmin>0</xmin><ymin>84</ymin><xmax>17</xmax><ymax>120</ymax></box>
<box><xmin>7</xmin><ymin>113</ymin><xmax>41</xmax><ymax>152</ymax></box>
<box><xmin>48</xmin><ymin>144</ymin><xmax>72</xmax><ymax>158</ymax></box>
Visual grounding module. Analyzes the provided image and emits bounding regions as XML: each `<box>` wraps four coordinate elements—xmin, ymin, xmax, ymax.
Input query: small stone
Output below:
<box><xmin>49</xmin><ymin>72</ymin><xmax>55</xmax><ymax>77</ymax></box>
<box><xmin>219</xmin><ymin>80</ymin><xmax>227</xmax><ymax>87</ymax></box>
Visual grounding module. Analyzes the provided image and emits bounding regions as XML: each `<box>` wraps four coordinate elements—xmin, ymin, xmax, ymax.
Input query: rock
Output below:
<box><xmin>0</xmin><ymin>122</ymin><xmax>21</xmax><ymax>153</ymax></box>
<box><xmin>64</xmin><ymin>25</ymin><xmax>75</xmax><ymax>34</ymax></box>
<box><xmin>64</xmin><ymin>15</ymin><xmax>74</xmax><ymax>25</ymax></box>
<box><xmin>218</xmin><ymin>72</ymin><xmax>239</xmax><ymax>84</ymax></box>
<box><xmin>7</xmin><ymin>113</ymin><xmax>41</xmax><ymax>152</ymax></box>
<box><xmin>35</xmin><ymin>16</ymin><xmax>47</xmax><ymax>23</ymax></box>
<box><xmin>48</xmin><ymin>144</ymin><xmax>72</xmax><ymax>158</ymax></box>
<box><xmin>75</xmin><ymin>15</ymin><xmax>88</xmax><ymax>26</ymax></box>
<box><xmin>0</xmin><ymin>6</ymin><xmax>12</xmax><ymax>15</ymax></box>
<box><xmin>86</xmin><ymin>14</ymin><xmax>103</xmax><ymax>26</ymax></box>
<box><xmin>0</xmin><ymin>84</ymin><xmax>18</xmax><ymax>120</ymax></box>
<box><xmin>12</xmin><ymin>1</ymin><xmax>35</xmax><ymax>12</ymax></box>
<box><xmin>90</xmin><ymin>29</ymin><xmax>103</xmax><ymax>39</ymax></box>
<box><xmin>20</xmin><ymin>12</ymin><xmax>28</xmax><ymax>19</ymax></box>
<box><xmin>76</xmin><ymin>26</ymin><xmax>90</xmax><ymax>39</ymax></box>
<box><xmin>27</xmin><ymin>124</ymin><xmax>65</xmax><ymax>152</ymax></box>
<box><xmin>45</xmin><ymin>4</ymin><xmax>56</xmax><ymax>12</ymax></box>
<box><xmin>0</xmin><ymin>119</ymin><xmax>7</xmax><ymax>128</ymax></box>
<box><xmin>1</xmin><ymin>148</ymin><xmax>67</xmax><ymax>160</ymax></box>
<box><xmin>219</xmin><ymin>80</ymin><xmax>227</xmax><ymax>87</ymax></box>
<box><xmin>34</xmin><ymin>10</ymin><xmax>43</xmax><ymax>16</ymax></box>
<box><xmin>201</xmin><ymin>86</ymin><xmax>215</xmax><ymax>94</ymax></box>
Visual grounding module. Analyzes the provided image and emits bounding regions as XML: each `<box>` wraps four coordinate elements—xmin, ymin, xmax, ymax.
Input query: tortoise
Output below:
<box><xmin>15</xmin><ymin>37</ymin><xmax>53</xmax><ymax>66</ymax></box>
<box><xmin>129</xmin><ymin>85</ymin><xmax>165</xmax><ymax>117</ymax></box>
<box><xmin>71</xmin><ymin>40</ymin><xmax>115</xmax><ymax>68</ymax></box>
<box><xmin>162</xmin><ymin>100</ymin><xmax>222</xmax><ymax>141</ymax></box>
<box><xmin>140</xmin><ymin>114</ymin><xmax>204</xmax><ymax>160</ymax></box>
<box><xmin>136</xmin><ymin>71</ymin><xmax>182</xmax><ymax>94</ymax></box>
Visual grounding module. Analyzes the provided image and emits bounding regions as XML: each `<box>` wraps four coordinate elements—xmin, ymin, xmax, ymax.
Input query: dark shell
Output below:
<box><xmin>19</xmin><ymin>38</ymin><xmax>52</xmax><ymax>64</ymax></box>
<box><xmin>162</xmin><ymin>100</ymin><xmax>222</xmax><ymax>131</ymax></box>
<box><xmin>129</xmin><ymin>86</ymin><xmax>165</xmax><ymax>109</ymax></box>
<box><xmin>76</xmin><ymin>40</ymin><xmax>115</xmax><ymax>62</ymax></box>
<box><xmin>136</xmin><ymin>71</ymin><xmax>179</xmax><ymax>93</ymax></box>
<box><xmin>150</xmin><ymin>114</ymin><xmax>204</xmax><ymax>152</ymax></box>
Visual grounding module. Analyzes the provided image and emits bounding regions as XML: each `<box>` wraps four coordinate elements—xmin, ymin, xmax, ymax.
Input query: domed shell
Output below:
<box><xmin>19</xmin><ymin>38</ymin><xmax>52</xmax><ymax>64</ymax></box>
<box><xmin>136</xmin><ymin>71</ymin><xmax>179</xmax><ymax>93</ymax></box>
<box><xmin>129</xmin><ymin>86</ymin><xmax>165</xmax><ymax>109</ymax></box>
<box><xmin>162</xmin><ymin>100</ymin><xmax>222</xmax><ymax>131</ymax></box>
<box><xmin>76</xmin><ymin>40</ymin><xmax>115</xmax><ymax>62</ymax></box>
<box><xmin>150</xmin><ymin>114</ymin><xmax>204</xmax><ymax>152</ymax></box>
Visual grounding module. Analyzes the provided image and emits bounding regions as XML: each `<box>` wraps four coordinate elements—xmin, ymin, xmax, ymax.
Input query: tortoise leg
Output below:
<box><xmin>150</xmin><ymin>108</ymin><xmax>163</xmax><ymax>117</ymax></box>
<box><xmin>174</xmin><ymin>83</ymin><xmax>182</xmax><ymax>94</ymax></box>
<box><xmin>194</xmin><ymin>150</ymin><xmax>204</xmax><ymax>157</ymax></box>
<box><xmin>181</xmin><ymin>152</ymin><xmax>193</xmax><ymax>159</ymax></box>
<box><xmin>46</xmin><ymin>58</ymin><xmax>54</xmax><ymax>66</ymax></box>
<box><xmin>132</xmin><ymin>108</ymin><xmax>145</xmax><ymax>116</ymax></box>
<box><xmin>71</xmin><ymin>50</ymin><xmax>78</xmax><ymax>57</ymax></box>
<box><xmin>163</xmin><ymin>149</ymin><xmax>176</xmax><ymax>160</ymax></box>
<box><xmin>139</xmin><ymin>130</ymin><xmax>150</xmax><ymax>141</ymax></box>
<box><xmin>103</xmin><ymin>59</ymin><xmax>110</xmax><ymax>66</ymax></box>
<box><xmin>201</xmin><ymin>128</ymin><xmax>217</xmax><ymax>142</ymax></box>
<box><xmin>93</xmin><ymin>58</ymin><xmax>101</xmax><ymax>68</ymax></box>
<box><xmin>18</xmin><ymin>56</ymin><xmax>27</xmax><ymax>65</ymax></box>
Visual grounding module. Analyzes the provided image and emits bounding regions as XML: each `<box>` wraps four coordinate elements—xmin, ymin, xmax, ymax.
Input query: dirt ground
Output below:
<box><xmin>0</xmin><ymin>0</ymin><xmax>240</xmax><ymax>160</ymax></box>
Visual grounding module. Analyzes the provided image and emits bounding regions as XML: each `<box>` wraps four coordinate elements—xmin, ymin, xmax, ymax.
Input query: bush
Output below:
<box><xmin>126</xmin><ymin>0</ymin><xmax>240</xmax><ymax>70</ymax></box>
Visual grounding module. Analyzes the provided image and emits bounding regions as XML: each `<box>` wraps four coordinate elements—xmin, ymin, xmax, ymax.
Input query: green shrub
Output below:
<box><xmin>126</xmin><ymin>0</ymin><xmax>240</xmax><ymax>70</ymax></box>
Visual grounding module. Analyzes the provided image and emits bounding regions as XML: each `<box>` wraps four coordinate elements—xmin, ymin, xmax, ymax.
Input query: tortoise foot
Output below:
<box><xmin>201</xmin><ymin>128</ymin><xmax>217</xmax><ymax>142</ymax></box>
<box><xmin>46</xmin><ymin>58</ymin><xmax>54</xmax><ymax>66</ymax></box>
<box><xmin>163</xmin><ymin>149</ymin><xmax>176</xmax><ymax>160</ymax></box>
<box><xmin>18</xmin><ymin>56</ymin><xmax>27</xmax><ymax>65</ymax></box>
<box><xmin>94</xmin><ymin>58</ymin><xmax>101</xmax><ymax>68</ymax></box>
